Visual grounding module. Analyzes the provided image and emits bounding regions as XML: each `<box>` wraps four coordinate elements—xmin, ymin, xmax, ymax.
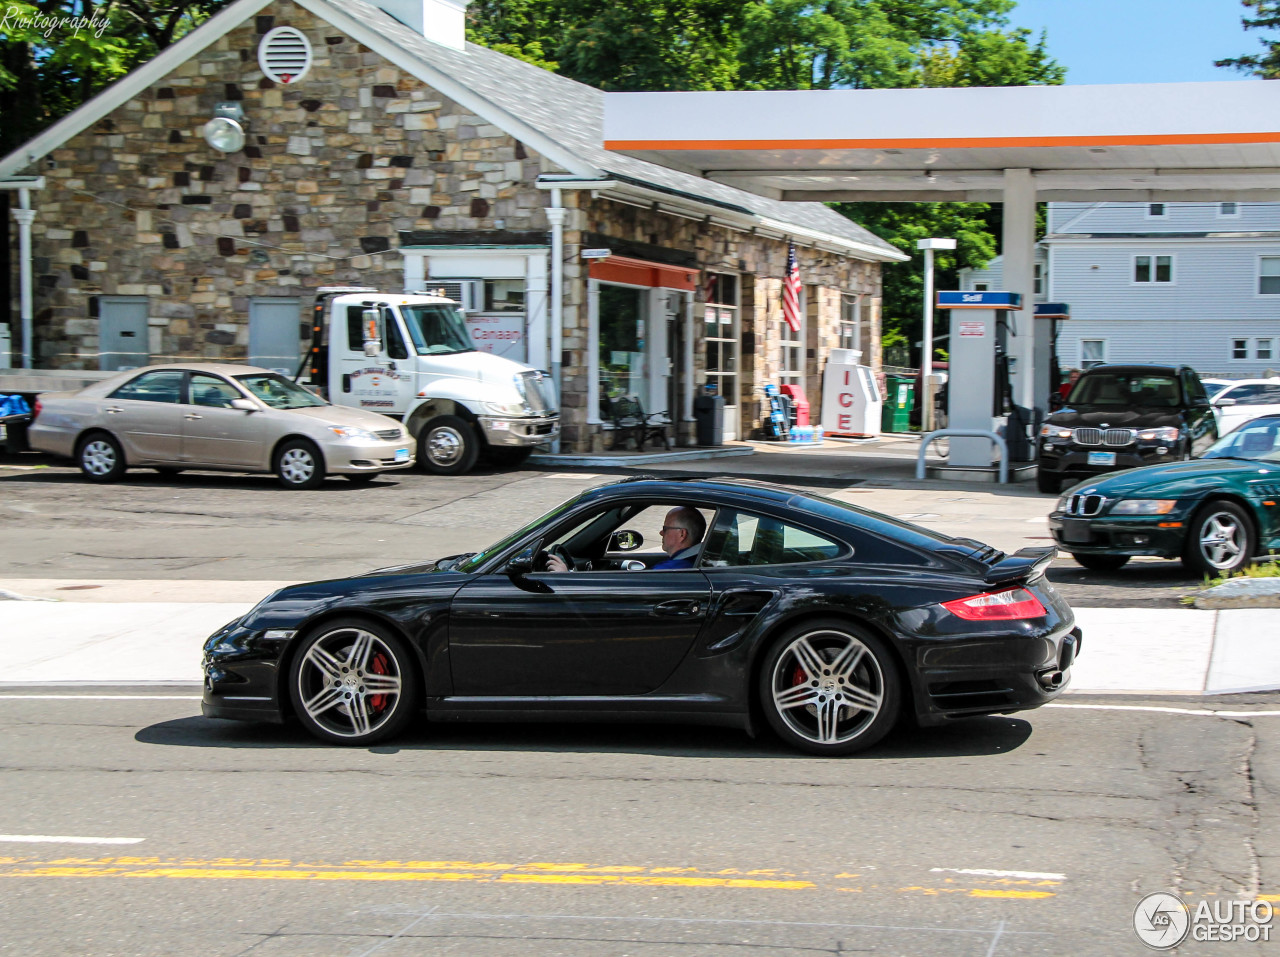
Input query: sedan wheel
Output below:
<box><xmin>1183</xmin><ymin>501</ymin><xmax>1255</xmax><ymax>576</ymax></box>
<box><xmin>759</xmin><ymin>620</ymin><xmax>900</xmax><ymax>755</ymax></box>
<box><xmin>78</xmin><ymin>432</ymin><xmax>127</xmax><ymax>483</ymax></box>
<box><xmin>275</xmin><ymin>439</ymin><xmax>325</xmax><ymax>490</ymax></box>
<box><xmin>289</xmin><ymin>619</ymin><xmax>418</xmax><ymax>745</ymax></box>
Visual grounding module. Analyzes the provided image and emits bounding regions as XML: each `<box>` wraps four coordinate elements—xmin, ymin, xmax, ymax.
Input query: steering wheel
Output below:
<box><xmin>548</xmin><ymin>543</ymin><xmax>575</xmax><ymax>572</ymax></box>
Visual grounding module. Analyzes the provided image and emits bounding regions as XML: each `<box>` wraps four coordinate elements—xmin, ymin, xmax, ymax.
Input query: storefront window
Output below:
<box><xmin>705</xmin><ymin>274</ymin><xmax>737</xmax><ymax>403</ymax></box>
<box><xmin>839</xmin><ymin>295</ymin><xmax>860</xmax><ymax>352</ymax></box>
<box><xmin>599</xmin><ymin>284</ymin><xmax>646</xmax><ymax>402</ymax></box>
<box><xmin>779</xmin><ymin>286</ymin><xmax>803</xmax><ymax>384</ymax></box>
<box><xmin>484</xmin><ymin>279</ymin><xmax>525</xmax><ymax>312</ymax></box>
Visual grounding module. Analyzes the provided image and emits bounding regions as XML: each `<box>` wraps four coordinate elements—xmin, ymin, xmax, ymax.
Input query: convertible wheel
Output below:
<box><xmin>1071</xmin><ymin>553</ymin><xmax>1130</xmax><ymax>572</ymax></box>
<box><xmin>77</xmin><ymin>432</ymin><xmax>127</xmax><ymax>483</ymax></box>
<box><xmin>275</xmin><ymin>439</ymin><xmax>325</xmax><ymax>490</ymax></box>
<box><xmin>289</xmin><ymin>618</ymin><xmax>419</xmax><ymax>745</ymax></box>
<box><xmin>1183</xmin><ymin>501</ymin><xmax>1255</xmax><ymax>576</ymax></box>
<box><xmin>759</xmin><ymin>619</ymin><xmax>900</xmax><ymax>756</ymax></box>
<box><xmin>418</xmin><ymin>415</ymin><xmax>479</xmax><ymax>475</ymax></box>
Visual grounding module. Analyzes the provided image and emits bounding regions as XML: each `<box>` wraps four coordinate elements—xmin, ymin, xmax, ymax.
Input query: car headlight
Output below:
<box><xmin>1055</xmin><ymin>493</ymin><xmax>1071</xmax><ymax>513</ymax></box>
<box><xmin>1136</xmin><ymin>426</ymin><xmax>1180</xmax><ymax>443</ymax></box>
<box><xmin>327</xmin><ymin>426</ymin><xmax>377</xmax><ymax>440</ymax></box>
<box><xmin>1040</xmin><ymin>424</ymin><xmax>1072</xmax><ymax>439</ymax></box>
<box><xmin>483</xmin><ymin>400</ymin><xmax>529</xmax><ymax>416</ymax></box>
<box><xmin>1110</xmin><ymin>499</ymin><xmax>1178</xmax><ymax>515</ymax></box>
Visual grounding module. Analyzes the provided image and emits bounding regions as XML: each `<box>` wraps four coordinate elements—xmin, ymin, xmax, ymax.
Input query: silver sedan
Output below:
<box><xmin>28</xmin><ymin>363</ymin><xmax>414</xmax><ymax>489</ymax></box>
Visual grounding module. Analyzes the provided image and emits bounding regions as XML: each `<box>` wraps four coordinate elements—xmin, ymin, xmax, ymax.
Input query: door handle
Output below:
<box><xmin>184</xmin><ymin>413</ymin><xmax>203</xmax><ymax>420</ymax></box>
<box><xmin>105</xmin><ymin>406</ymin><xmax>123</xmax><ymax>414</ymax></box>
<box><xmin>653</xmin><ymin>599</ymin><xmax>702</xmax><ymax>617</ymax></box>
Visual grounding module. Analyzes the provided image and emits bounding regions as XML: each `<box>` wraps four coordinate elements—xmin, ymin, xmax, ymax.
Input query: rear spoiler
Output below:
<box><xmin>983</xmin><ymin>546</ymin><xmax>1056</xmax><ymax>587</ymax></box>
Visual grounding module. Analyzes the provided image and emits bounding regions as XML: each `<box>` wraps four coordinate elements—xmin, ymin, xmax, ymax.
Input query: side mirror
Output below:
<box><xmin>609</xmin><ymin>529</ymin><xmax>643</xmax><ymax>551</ymax></box>
<box><xmin>1213</xmin><ymin>397</ymin><xmax>1236</xmax><ymax>407</ymax></box>
<box><xmin>362</xmin><ymin>307</ymin><xmax>382</xmax><ymax>358</ymax></box>
<box><xmin>230</xmin><ymin>398</ymin><xmax>258</xmax><ymax>412</ymax></box>
<box><xmin>506</xmin><ymin>546</ymin><xmax>535</xmax><ymax>575</ymax></box>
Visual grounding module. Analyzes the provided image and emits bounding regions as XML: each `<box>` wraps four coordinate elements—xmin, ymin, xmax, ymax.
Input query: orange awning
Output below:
<box><xmin>589</xmin><ymin>255</ymin><xmax>699</xmax><ymax>291</ymax></box>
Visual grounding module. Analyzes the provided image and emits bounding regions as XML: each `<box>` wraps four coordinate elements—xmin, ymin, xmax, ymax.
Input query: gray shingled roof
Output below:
<box><xmin>324</xmin><ymin>0</ymin><xmax>902</xmax><ymax>257</ymax></box>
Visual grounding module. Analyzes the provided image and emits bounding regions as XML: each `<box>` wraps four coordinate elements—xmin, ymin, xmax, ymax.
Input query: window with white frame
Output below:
<box><xmin>839</xmin><ymin>294</ymin><xmax>860</xmax><ymax>352</ymax></box>
<box><xmin>1033</xmin><ymin>262</ymin><xmax>1044</xmax><ymax>296</ymax></box>
<box><xmin>779</xmin><ymin>288</ymin><xmax>803</xmax><ymax>384</ymax></box>
<box><xmin>1260</xmin><ymin>257</ymin><xmax>1280</xmax><ymax>295</ymax></box>
<box><xmin>1233</xmin><ymin>338</ymin><xmax>1250</xmax><ymax>360</ymax></box>
<box><xmin>1259</xmin><ymin>338</ymin><xmax>1274</xmax><ymax>360</ymax></box>
<box><xmin>1081</xmin><ymin>339</ymin><xmax>1106</xmax><ymax>369</ymax></box>
<box><xmin>704</xmin><ymin>273</ymin><xmax>738</xmax><ymax>404</ymax></box>
<box><xmin>1220</xmin><ymin>202</ymin><xmax>1240</xmax><ymax>217</ymax></box>
<box><xmin>1147</xmin><ymin>203</ymin><xmax>1166</xmax><ymax>217</ymax></box>
<box><xmin>1234</xmin><ymin>337</ymin><xmax>1274</xmax><ymax>360</ymax></box>
<box><xmin>974</xmin><ymin>282</ymin><xmax>988</xmax><ymax>291</ymax></box>
<box><xmin>1134</xmin><ymin>254</ymin><xmax>1173</xmax><ymax>284</ymax></box>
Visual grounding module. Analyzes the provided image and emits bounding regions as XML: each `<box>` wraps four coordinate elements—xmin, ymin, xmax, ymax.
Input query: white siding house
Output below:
<box><xmin>962</xmin><ymin>202</ymin><xmax>1280</xmax><ymax>378</ymax></box>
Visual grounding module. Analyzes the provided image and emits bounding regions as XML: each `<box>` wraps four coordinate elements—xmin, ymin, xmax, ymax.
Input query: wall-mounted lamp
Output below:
<box><xmin>203</xmin><ymin>102</ymin><xmax>247</xmax><ymax>153</ymax></box>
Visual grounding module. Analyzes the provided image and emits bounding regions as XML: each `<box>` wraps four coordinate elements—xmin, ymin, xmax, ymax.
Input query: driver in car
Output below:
<box><xmin>546</xmin><ymin>506</ymin><xmax>706</xmax><ymax>572</ymax></box>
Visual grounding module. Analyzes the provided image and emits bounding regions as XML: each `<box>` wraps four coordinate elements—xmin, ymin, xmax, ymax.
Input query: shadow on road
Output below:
<box><xmin>135</xmin><ymin>712</ymin><xmax>1034</xmax><ymax>760</ymax></box>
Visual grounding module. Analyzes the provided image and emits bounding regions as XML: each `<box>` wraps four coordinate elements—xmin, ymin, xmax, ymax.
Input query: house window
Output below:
<box><xmin>1258</xmin><ymin>338</ymin><xmax>1274</xmax><ymax>360</ymax></box>
<box><xmin>1081</xmin><ymin>339</ymin><xmax>1106</xmax><ymax>369</ymax></box>
<box><xmin>839</xmin><ymin>294</ymin><xmax>861</xmax><ymax>352</ymax></box>
<box><xmin>1033</xmin><ymin>262</ymin><xmax>1044</xmax><ymax>296</ymax></box>
<box><xmin>1220</xmin><ymin>202</ymin><xmax>1240</xmax><ymax>217</ymax></box>
<box><xmin>779</xmin><ymin>287</ymin><xmax>803</xmax><ymax>384</ymax></box>
<box><xmin>974</xmin><ymin>283</ymin><xmax>989</xmax><ymax>291</ymax></box>
<box><xmin>1147</xmin><ymin>203</ymin><xmax>1166</xmax><ymax>217</ymax></box>
<box><xmin>1233</xmin><ymin>338</ymin><xmax>1250</xmax><ymax>360</ymax></box>
<box><xmin>1134</xmin><ymin>255</ymin><xmax>1173</xmax><ymax>284</ymax></box>
<box><xmin>1260</xmin><ymin>257</ymin><xmax>1280</xmax><ymax>295</ymax></box>
<box><xmin>704</xmin><ymin>274</ymin><xmax>738</xmax><ymax>404</ymax></box>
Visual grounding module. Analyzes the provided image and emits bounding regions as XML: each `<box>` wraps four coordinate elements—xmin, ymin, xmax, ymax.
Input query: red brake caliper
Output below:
<box><xmin>369</xmin><ymin>652</ymin><xmax>390</xmax><ymax>712</ymax></box>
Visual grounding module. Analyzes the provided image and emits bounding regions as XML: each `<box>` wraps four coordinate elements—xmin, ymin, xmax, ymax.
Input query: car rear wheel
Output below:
<box><xmin>1183</xmin><ymin>501</ymin><xmax>1255</xmax><ymax>576</ymax></box>
<box><xmin>274</xmin><ymin>439</ymin><xmax>325</xmax><ymax>490</ymax></box>
<box><xmin>418</xmin><ymin>415</ymin><xmax>479</xmax><ymax>475</ymax></box>
<box><xmin>1036</xmin><ymin>470</ymin><xmax>1060</xmax><ymax>494</ymax></box>
<box><xmin>77</xmin><ymin>432</ymin><xmax>127</xmax><ymax>483</ymax></box>
<box><xmin>1071</xmin><ymin>553</ymin><xmax>1130</xmax><ymax>572</ymax></box>
<box><xmin>289</xmin><ymin>617</ymin><xmax>420</xmax><ymax>745</ymax></box>
<box><xmin>758</xmin><ymin>619</ymin><xmax>900</xmax><ymax>756</ymax></box>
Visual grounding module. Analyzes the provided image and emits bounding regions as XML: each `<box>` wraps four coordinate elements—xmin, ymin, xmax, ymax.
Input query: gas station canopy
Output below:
<box><xmin>602</xmin><ymin>81</ymin><xmax>1280</xmax><ymax>202</ymax></box>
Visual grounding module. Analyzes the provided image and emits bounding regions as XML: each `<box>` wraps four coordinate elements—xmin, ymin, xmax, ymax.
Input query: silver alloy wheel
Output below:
<box><xmin>295</xmin><ymin>626</ymin><xmax>404</xmax><ymax>738</ymax></box>
<box><xmin>278</xmin><ymin>446</ymin><xmax>317</xmax><ymax>485</ymax></box>
<box><xmin>81</xmin><ymin>439</ymin><xmax>117</xmax><ymax>476</ymax></box>
<box><xmin>1197</xmin><ymin>510</ymin><xmax>1246</xmax><ymax>569</ymax></box>
<box><xmin>769</xmin><ymin>629</ymin><xmax>885</xmax><ymax>746</ymax></box>
<box><xmin>426</xmin><ymin>425</ymin><xmax>465</xmax><ymax>467</ymax></box>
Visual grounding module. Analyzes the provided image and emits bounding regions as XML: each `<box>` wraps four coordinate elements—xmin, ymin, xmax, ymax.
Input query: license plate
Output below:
<box><xmin>1061</xmin><ymin>518</ymin><xmax>1092</xmax><ymax>543</ymax></box>
<box><xmin>1087</xmin><ymin>451</ymin><xmax>1116</xmax><ymax>466</ymax></box>
<box><xmin>394</xmin><ymin>448</ymin><xmax>410</xmax><ymax>463</ymax></box>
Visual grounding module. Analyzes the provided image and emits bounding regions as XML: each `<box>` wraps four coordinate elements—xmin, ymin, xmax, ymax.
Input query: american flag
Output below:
<box><xmin>781</xmin><ymin>242</ymin><xmax>802</xmax><ymax>332</ymax></box>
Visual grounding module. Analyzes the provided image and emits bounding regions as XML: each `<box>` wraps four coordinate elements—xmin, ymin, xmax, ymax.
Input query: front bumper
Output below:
<box><xmin>202</xmin><ymin>618</ymin><xmax>290</xmax><ymax>723</ymax></box>
<box><xmin>1039</xmin><ymin>443</ymin><xmax>1180</xmax><ymax>481</ymax></box>
<box><xmin>323</xmin><ymin>438</ymin><xmax>415</xmax><ymax>474</ymax></box>
<box><xmin>1048</xmin><ymin>511</ymin><xmax>1188</xmax><ymax>558</ymax></box>
<box><xmin>479</xmin><ymin>414</ymin><xmax>559</xmax><ymax>448</ymax></box>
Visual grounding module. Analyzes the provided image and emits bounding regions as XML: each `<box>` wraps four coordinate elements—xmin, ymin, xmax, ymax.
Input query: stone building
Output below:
<box><xmin>0</xmin><ymin>0</ymin><xmax>906</xmax><ymax>451</ymax></box>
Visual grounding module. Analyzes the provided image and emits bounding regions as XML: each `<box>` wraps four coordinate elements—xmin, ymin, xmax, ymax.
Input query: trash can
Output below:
<box><xmin>693</xmin><ymin>394</ymin><xmax>725</xmax><ymax>446</ymax></box>
<box><xmin>881</xmin><ymin>375</ymin><xmax>916</xmax><ymax>433</ymax></box>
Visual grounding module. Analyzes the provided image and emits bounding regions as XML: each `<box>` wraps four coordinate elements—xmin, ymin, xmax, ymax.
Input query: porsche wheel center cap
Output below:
<box><xmin>820</xmin><ymin>677</ymin><xmax>838</xmax><ymax>694</ymax></box>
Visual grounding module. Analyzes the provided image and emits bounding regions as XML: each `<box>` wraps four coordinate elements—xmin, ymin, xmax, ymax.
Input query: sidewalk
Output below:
<box><xmin>4</xmin><ymin>578</ymin><xmax>1279</xmax><ymax>695</ymax></box>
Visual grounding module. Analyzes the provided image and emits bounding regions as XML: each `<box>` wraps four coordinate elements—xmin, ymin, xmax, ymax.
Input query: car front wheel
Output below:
<box><xmin>275</xmin><ymin>439</ymin><xmax>325</xmax><ymax>490</ymax></box>
<box><xmin>758</xmin><ymin>619</ymin><xmax>900</xmax><ymax>756</ymax></box>
<box><xmin>1183</xmin><ymin>501</ymin><xmax>1255</xmax><ymax>576</ymax></box>
<box><xmin>288</xmin><ymin>617</ymin><xmax>419</xmax><ymax>745</ymax></box>
<box><xmin>78</xmin><ymin>432</ymin><xmax>127</xmax><ymax>483</ymax></box>
<box><xmin>1036</xmin><ymin>470</ymin><xmax>1060</xmax><ymax>495</ymax></box>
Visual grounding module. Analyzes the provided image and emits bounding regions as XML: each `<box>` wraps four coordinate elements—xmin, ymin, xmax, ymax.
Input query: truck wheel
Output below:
<box><xmin>78</xmin><ymin>431</ymin><xmax>127</xmax><ymax>483</ymax></box>
<box><xmin>418</xmin><ymin>415</ymin><xmax>479</xmax><ymax>475</ymax></box>
<box><xmin>485</xmin><ymin>447</ymin><xmax>533</xmax><ymax>468</ymax></box>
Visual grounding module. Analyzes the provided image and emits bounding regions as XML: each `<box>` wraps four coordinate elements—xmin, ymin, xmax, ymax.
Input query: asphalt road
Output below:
<box><xmin>1</xmin><ymin>693</ymin><xmax>1276</xmax><ymax>956</ymax></box>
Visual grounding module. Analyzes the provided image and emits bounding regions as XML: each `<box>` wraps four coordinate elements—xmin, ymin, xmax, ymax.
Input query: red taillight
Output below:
<box><xmin>33</xmin><ymin>398</ymin><xmax>41</xmax><ymax>419</ymax></box>
<box><xmin>942</xmin><ymin>587</ymin><xmax>1046</xmax><ymax>621</ymax></box>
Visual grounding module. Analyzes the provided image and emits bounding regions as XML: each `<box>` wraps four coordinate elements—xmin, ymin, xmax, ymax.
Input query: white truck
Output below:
<box><xmin>298</xmin><ymin>287</ymin><xmax>558</xmax><ymax>474</ymax></box>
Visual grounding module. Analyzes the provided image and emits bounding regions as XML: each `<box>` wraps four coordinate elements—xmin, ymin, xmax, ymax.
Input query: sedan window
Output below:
<box><xmin>235</xmin><ymin>373</ymin><xmax>328</xmax><ymax>409</ymax></box>
<box><xmin>189</xmin><ymin>373</ymin><xmax>243</xmax><ymax>409</ymax></box>
<box><xmin>108</xmin><ymin>369</ymin><xmax>184</xmax><ymax>404</ymax></box>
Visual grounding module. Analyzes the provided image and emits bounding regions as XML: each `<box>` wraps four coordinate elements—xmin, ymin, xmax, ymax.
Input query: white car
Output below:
<box><xmin>1208</xmin><ymin>378</ymin><xmax>1280</xmax><ymax>435</ymax></box>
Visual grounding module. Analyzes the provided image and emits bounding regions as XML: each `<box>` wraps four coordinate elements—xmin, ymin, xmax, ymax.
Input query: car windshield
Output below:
<box><xmin>1203</xmin><ymin>381</ymin><xmax>1232</xmax><ymax>400</ymax></box>
<box><xmin>235</xmin><ymin>373</ymin><xmax>328</xmax><ymax>409</ymax></box>
<box><xmin>400</xmin><ymin>304</ymin><xmax>475</xmax><ymax>356</ymax></box>
<box><xmin>1201</xmin><ymin>420</ymin><xmax>1280</xmax><ymax>462</ymax></box>
<box><xmin>1067</xmin><ymin>373</ymin><xmax>1182</xmax><ymax>407</ymax></box>
<box><xmin>454</xmin><ymin>494</ymin><xmax>582</xmax><ymax>573</ymax></box>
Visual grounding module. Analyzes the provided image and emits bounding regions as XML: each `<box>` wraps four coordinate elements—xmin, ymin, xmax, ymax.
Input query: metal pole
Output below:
<box><xmin>921</xmin><ymin>246</ymin><xmax>935</xmax><ymax>433</ymax></box>
<box><xmin>546</xmin><ymin>187</ymin><xmax>565</xmax><ymax>452</ymax></box>
<box><xmin>13</xmin><ymin>188</ymin><xmax>35</xmax><ymax>369</ymax></box>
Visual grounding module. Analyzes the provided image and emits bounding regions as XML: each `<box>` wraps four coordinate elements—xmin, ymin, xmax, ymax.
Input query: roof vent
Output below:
<box><xmin>258</xmin><ymin>26</ymin><xmax>313</xmax><ymax>84</ymax></box>
<box><xmin>370</xmin><ymin>0</ymin><xmax>470</xmax><ymax>50</ymax></box>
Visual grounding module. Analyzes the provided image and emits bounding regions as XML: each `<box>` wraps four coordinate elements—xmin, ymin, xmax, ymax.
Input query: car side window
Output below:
<box><xmin>108</xmin><ymin>369</ymin><xmax>185</xmax><ymax>404</ymax></box>
<box><xmin>189</xmin><ymin>373</ymin><xmax>242</xmax><ymax>409</ymax></box>
<box><xmin>701</xmin><ymin>509</ymin><xmax>846</xmax><ymax>567</ymax></box>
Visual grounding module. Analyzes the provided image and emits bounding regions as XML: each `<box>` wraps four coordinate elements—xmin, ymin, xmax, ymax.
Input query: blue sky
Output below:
<box><xmin>1007</xmin><ymin>0</ymin><xmax>1258</xmax><ymax>84</ymax></box>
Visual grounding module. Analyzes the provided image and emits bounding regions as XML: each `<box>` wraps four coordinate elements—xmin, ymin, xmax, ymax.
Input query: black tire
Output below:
<box><xmin>288</xmin><ymin>617</ymin><xmax>420</xmax><ymax>746</ymax></box>
<box><xmin>1036</xmin><ymin>470</ymin><xmax>1060</xmax><ymax>495</ymax></box>
<box><xmin>1071</xmin><ymin>553</ymin><xmax>1130</xmax><ymax>572</ymax></box>
<box><xmin>153</xmin><ymin>467</ymin><xmax>184</xmax><ymax>477</ymax></box>
<box><xmin>485</xmin><ymin>446</ymin><xmax>534</xmax><ymax>468</ymax></box>
<box><xmin>1182</xmin><ymin>500</ymin><xmax>1255</xmax><ymax>576</ymax></box>
<box><xmin>77</xmin><ymin>431</ymin><xmax>127</xmax><ymax>483</ymax></box>
<box><xmin>274</xmin><ymin>438</ymin><xmax>325</xmax><ymax>490</ymax></box>
<box><xmin>344</xmin><ymin>473</ymin><xmax>380</xmax><ymax>485</ymax></box>
<box><xmin>418</xmin><ymin>415</ymin><xmax>479</xmax><ymax>475</ymax></box>
<box><xmin>758</xmin><ymin>618</ymin><xmax>901</xmax><ymax>756</ymax></box>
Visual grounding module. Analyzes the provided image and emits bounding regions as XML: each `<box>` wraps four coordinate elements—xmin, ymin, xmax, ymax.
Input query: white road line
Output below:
<box><xmin>0</xmin><ymin>695</ymin><xmax>200</xmax><ymax>700</ymax></box>
<box><xmin>0</xmin><ymin>835</ymin><xmax>144</xmax><ymax>845</ymax></box>
<box><xmin>930</xmin><ymin>867</ymin><xmax>1066</xmax><ymax>881</ymax></box>
<box><xmin>1048</xmin><ymin>703</ymin><xmax>1280</xmax><ymax>718</ymax></box>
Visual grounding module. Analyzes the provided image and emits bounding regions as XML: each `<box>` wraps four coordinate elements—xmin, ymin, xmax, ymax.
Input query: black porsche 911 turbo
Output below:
<box><xmin>202</xmin><ymin>478</ymin><xmax>1081</xmax><ymax>755</ymax></box>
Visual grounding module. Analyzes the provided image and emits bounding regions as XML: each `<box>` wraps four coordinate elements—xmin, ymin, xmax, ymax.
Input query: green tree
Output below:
<box><xmin>1216</xmin><ymin>0</ymin><xmax>1280</xmax><ymax>77</ymax></box>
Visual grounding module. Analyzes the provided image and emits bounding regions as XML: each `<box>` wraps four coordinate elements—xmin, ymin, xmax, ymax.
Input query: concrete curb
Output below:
<box><xmin>529</xmin><ymin>447</ymin><xmax>754</xmax><ymax>467</ymax></box>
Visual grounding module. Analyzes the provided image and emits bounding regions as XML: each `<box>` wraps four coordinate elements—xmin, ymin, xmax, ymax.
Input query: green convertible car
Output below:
<box><xmin>1049</xmin><ymin>414</ymin><xmax>1280</xmax><ymax>575</ymax></box>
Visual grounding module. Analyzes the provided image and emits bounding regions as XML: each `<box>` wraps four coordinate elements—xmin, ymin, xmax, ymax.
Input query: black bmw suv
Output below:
<box><xmin>1036</xmin><ymin>364</ymin><xmax>1218</xmax><ymax>494</ymax></box>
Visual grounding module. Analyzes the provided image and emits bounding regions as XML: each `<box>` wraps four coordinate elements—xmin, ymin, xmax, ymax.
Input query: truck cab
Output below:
<box><xmin>302</xmin><ymin>288</ymin><xmax>558</xmax><ymax>474</ymax></box>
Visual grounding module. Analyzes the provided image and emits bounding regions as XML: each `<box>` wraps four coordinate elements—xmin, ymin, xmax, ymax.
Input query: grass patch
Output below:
<box><xmin>1180</xmin><ymin>557</ymin><xmax>1280</xmax><ymax>604</ymax></box>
